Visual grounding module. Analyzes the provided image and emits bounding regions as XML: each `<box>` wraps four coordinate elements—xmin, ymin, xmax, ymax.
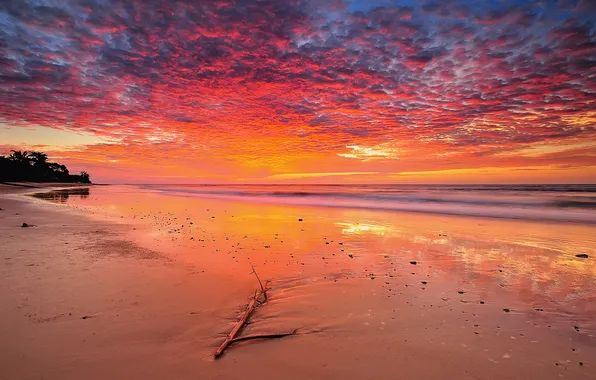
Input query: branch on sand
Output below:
<box><xmin>229</xmin><ymin>330</ymin><xmax>298</xmax><ymax>344</ymax></box>
<box><xmin>213</xmin><ymin>265</ymin><xmax>297</xmax><ymax>359</ymax></box>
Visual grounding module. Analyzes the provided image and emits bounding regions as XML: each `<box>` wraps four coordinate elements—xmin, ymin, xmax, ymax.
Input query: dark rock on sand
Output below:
<box><xmin>503</xmin><ymin>308</ymin><xmax>511</xmax><ymax>312</ymax></box>
<box><xmin>410</xmin><ymin>261</ymin><xmax>417</xmax><ymax>265</ymax></box>
<box><xmin>21</xmin><ymin>223</ymin><xmax>30</xmax><ymax>228</ymax></box>
<box><xmin>575</xmin><ymin>254</ymin><xmax>589</xmax><ymax>258</ymax></box>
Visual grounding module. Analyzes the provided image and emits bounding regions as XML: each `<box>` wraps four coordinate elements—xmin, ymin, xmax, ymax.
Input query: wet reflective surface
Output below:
<box><xmin>23</xmin><ymin>184</ymin><xmax>596</xmax><ymax>378</ymax></box>
<box><xmin>31</xmin><ymin>187</ymin><xmax>90</xmax><ymax>203</ymax></box>
<box><xmin>39</xmin><ymin>185</ymin><xmax>596</xmax><ymax>328</ymax></box>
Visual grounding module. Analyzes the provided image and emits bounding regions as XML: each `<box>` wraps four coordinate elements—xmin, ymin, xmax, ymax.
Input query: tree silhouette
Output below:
<box><xmin>79</xmin><ymin>171</ymin><xmax>91</xmax><ymax>184</ymax></box>
<box><xmin>9</xmin><ymin>150</ymin><xmax>32</xmax><ymax>164</ymax></box>
<box><xmin>0</xmin><ymin>150</ymin><xmax>91</xmax><ymax>183</ymax></box>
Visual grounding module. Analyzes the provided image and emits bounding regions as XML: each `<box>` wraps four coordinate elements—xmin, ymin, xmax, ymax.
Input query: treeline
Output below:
<box><xmin>0</xmin><ymin>150</ymin><xmax>91</xmax><ymax>183</ymax></box>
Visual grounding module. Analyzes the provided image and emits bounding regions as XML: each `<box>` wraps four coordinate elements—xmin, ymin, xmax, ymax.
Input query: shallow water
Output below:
<box><xmin>142</xmin><ymin>184</ymin><xmax>596</xmax><ymax>223</ymax></box>
<box><xmin>33</xmin><ymin>185</ymin><xmax>596</xmax><ymax>326</ymax></box>
<box><xmin>23</xmin><ymin>184</ymin><xmax>596</xmax><ymax>378</ymax></box>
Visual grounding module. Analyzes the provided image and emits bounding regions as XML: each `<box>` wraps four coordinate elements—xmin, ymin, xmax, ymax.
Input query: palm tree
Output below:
<box><xmin>27</xmin><ymin>152</ymin><xmax>49</xmax><ymax>180</ymax></box>
<box><xmin>9</xmin><ymin>150</ymin><xmax>32</xmax><ymax>165</ymax></box>
<box><xmin>28</xmin><ymin>151</ymin><xmax>48</xmax><ymax>165</ymax></box>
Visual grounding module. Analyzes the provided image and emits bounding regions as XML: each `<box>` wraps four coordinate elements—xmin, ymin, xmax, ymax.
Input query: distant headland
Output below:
<box><xmin>0</xmin><ymin>150</ymin><xmax>91</xmax><ymax>184</ymax></box>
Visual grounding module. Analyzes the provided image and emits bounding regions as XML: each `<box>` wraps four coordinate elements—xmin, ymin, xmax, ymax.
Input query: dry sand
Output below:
<box><xmin>1</xmin><ymin>185</ymin><xmax>594</xmax><ymax>380</ymax></box>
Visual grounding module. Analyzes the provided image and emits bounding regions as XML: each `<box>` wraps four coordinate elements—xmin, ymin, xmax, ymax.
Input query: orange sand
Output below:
<box><xmin>1</xmin><ymin>185</ymin><xmax>595</xmax><ymax>379</ymax></box>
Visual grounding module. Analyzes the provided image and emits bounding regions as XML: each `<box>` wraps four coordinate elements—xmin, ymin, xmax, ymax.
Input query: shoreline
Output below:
<box><xmin>134</xmin><ymin>183</ymin><xmax>596</xmax><ymax>225</ymax></box>
<box><xmin>153</xmin><ymin>191</ymin><xmax>596</xmax><ymax>225</ymax></box>
<box><xmin>1</xmin><ymin>186</ymin><xmax>594</xmax><ymax>379</ymax></box>
<box><xmin>19</xmin><ymin>182</ymin><xmax>596</xmax><ymax>225</ymax></box>
<box><xmin>0</xmin><ymin>182</ymin><xmax>95</xmax><ymax>188</ymax></box>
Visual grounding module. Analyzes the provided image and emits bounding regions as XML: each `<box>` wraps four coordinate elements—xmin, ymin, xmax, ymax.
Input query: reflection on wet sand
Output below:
<box><xmin>337</xmin><ymin>216</ymin><xmax>596</xmax><ymax>321</ymax></box>
<box><xmin>19</xmin><ymin>183</ymin><xmax>596</xmax><ymax>378</ymax></box>
<box><xmin>31</xmin><ymin>187</ymin><xmax>90</xmax><ymax>203</ymax></box>
<box><xmin>336</xmin><ymin>221</ymin><xmax>392</xmax><ymax>236</ymax></box>
<box><xmin>29</xmin><ymin>184</ymin><xmax>593</xmax><ymax>380</ymax></box>
<box><xmin>51</xmin><ymin>185</ymin><xmax>596</xmax><ymax>329</ymax></box>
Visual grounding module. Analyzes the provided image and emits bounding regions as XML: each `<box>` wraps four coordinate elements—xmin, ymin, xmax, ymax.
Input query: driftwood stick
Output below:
<box><xmin>229</xmin><ymin>330</ymin><xmax>298</xmax><ymax>344</ymax></box>
<box><xmin>214</xmin><ymin>265</ymin><xmax>269</xmax><ymax>359</ymax></box>
<box><xmin>214</xmin><ymin>287</ymin><xmax>265</xmax><ymax>358</ymax></box>
<box><xmin>250</xmin><ymin>264</ymin><xmax>267</xmax><ymax>302</ymax></box>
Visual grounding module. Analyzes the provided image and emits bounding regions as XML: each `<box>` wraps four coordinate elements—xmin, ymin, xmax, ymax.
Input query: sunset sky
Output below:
<box><xmin>1</xmin><ymin>0</ymin><xmax>595</xmax><ymax>184</ymax></box>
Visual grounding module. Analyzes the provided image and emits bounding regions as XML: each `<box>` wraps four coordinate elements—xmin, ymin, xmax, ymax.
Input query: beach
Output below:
<box><xmin>1</xmin><ymin>184</ymin><xmax>595</xmax><ymax>380</ymax></box>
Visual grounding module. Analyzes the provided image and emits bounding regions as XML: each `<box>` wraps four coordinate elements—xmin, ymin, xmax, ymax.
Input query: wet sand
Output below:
<box><xmin>1</xmin><ymin>185</ymin><xmax>595</xmax><ymax>379</ymax></box>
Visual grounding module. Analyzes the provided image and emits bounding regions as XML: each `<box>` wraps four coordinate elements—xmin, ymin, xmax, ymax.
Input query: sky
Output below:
<box><xmin>0</xmin><ymin>0</ymin><xmax>595</xmax><ymax>184</ymax></box>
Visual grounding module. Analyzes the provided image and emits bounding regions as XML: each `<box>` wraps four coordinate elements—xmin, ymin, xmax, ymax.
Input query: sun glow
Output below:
<box><xmin>338</xmin><ymin>145</ymin><xmax>401</xmax><ymax>161</ymax></box>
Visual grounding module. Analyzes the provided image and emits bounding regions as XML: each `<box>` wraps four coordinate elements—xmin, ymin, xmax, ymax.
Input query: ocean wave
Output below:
<box><xmin>141</xmin><ymin>184</ymin><xmax>596</xmax><ymax>223</ymax></box>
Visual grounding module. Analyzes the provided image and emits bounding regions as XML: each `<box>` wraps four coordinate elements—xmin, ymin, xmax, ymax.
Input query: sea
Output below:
<box><xmin>138</xmin><ymin>184</ymin><xmax>596</xmax><ymax>224</ymax></box>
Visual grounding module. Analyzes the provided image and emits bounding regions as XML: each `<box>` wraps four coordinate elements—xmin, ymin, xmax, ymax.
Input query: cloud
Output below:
<box><xmin>338</xmin><ymin>144</ymin><xmax>401</xmax><ymax>160</ymax></box>
<box><xmin>0</xmin><ymin>0</ymin><xmax>594</xmax><ymax>182</ymax></box>
<box><xmin>267</xmin><ymin>171</ymin><xmax>378</xmax><ymax>180</ymax></box>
